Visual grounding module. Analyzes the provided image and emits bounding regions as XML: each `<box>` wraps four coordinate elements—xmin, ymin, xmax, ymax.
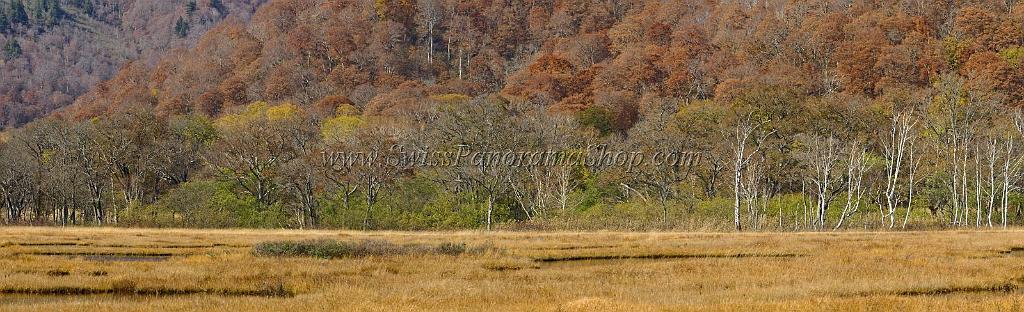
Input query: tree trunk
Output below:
<box><xmin>486</xmin><ymin>194</ymin><xmax>493</xmax><ymax>231</ymax></box>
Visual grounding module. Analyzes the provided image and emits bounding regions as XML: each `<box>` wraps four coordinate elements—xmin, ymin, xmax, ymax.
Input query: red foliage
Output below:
<box><xmin>52</xmin><ymin>0</ymin><xmax>1023</xmax><ymax>129</ymax></box>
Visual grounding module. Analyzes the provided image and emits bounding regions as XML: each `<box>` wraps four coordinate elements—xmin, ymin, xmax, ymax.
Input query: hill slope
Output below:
<box><xmin>0</xmin><ymin>0</ymin><xmax>266</xmax><ymax>127</ymax></box>
<box><xmin>67</xmin><ymin>0</ymin><xmax>1024</xmax><ymax>122</ymax></box>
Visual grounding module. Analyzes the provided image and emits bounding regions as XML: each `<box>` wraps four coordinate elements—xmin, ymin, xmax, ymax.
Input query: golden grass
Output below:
<box><xmin>1</xmin><ymin>227</ymin><xmax>1024</xmax><ymax>311</ymax></box>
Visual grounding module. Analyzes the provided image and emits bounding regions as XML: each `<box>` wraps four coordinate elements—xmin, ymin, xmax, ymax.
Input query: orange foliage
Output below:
<box><xmin>58</xmin><ymin>0</ymin><xmax>1024</xmax><ymax>124</ymax></box>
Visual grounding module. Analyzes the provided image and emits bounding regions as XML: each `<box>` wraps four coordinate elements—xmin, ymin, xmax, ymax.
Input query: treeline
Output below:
<box><xmin>3</xmin><ymin>73</ymin><xmax>1024</xmax><ymax>231</ymax></box>
<box><xmin>3</xmin><ymin>0</ymin><xmax>1024</xmax><ymax>230</ymax></box>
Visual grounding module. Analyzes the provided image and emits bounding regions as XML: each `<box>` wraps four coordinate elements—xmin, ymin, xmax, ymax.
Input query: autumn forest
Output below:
<box><xmin>2</xmin><ymin>0</ymin><xmax>1024</xmax><ymax>231</ymax></box>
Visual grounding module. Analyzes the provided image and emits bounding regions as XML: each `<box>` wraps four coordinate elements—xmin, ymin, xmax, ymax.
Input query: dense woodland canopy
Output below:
<box><xmin>2</xmin><ymin>0</ymin><xmax>1024</xmax><ymax>230</ymax></box>
<box><xmin>0</xmin><ymin>0</ymin><xmax>266</xmax><ymax>127</ymax></box>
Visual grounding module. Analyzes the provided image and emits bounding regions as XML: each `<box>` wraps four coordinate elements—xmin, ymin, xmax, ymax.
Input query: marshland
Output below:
<box><xmin>2</xmin><ymin>227</ymin><xmax>1024</xmax><ymax>311</ymax></box>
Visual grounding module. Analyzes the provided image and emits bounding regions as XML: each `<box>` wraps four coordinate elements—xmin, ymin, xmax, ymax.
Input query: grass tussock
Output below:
<box><xmin>251</xmin><ymin>239</ymin><xmax>489</xmax><ymax>259</ymax></box>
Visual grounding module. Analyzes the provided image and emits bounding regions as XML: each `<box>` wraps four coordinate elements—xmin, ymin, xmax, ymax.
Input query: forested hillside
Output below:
<box><xmin>2</xmin><ymin>0</ymin><xmax>1024</xmax><ymax>230</ymax></box>
<box><xmin>66</xmin><ymin>0</ymin><xmax>1024</xmax><ymax>119</ymax></box>
<box><xmin>0</xmin><ymin>0</ymin><xmax>266</xmax><ymax>127</ymax></box>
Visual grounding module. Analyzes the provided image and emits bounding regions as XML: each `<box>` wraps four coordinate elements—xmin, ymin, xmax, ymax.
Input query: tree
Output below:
<box><xmin>9</xmin><ymin>0</ymin><xmax>28</xmax><ymax>26</ymax></box>
<box><xmin>0</xmin><ymin>138</ymin><xmax>36</xmax><ymax>224</ymax></box>
<box><xmin>879</xmin><ymin>110</ymin><xmax>918</xmax><ymax>228</ymax></box>
<box><xmin>89</xmin><ymin>110</ymin><xmax>165</xmax><ymax>224</ymax></box>
<box><xmin>0</xmin><ymin>8</ymin><xmax>9</xmax><ymax>33</ymax></box>
<box><xmin>834</xmin><ymin>140</ymin><xmax>868</xmax><ymax>230</ymax></box>
<box><xmin>276</xmin><ymin>113</ymin><xmax>321</xmax><ymax>228</ymax></box>
<box><xmin>416</xmin><ymin>0</ymin><xmax>441</xmax><ymax>65</ymax></box>
<box><xmin>174</xmin><ymin>17</ymin><xmax>190</xmax><ymax>38</ymax></box>
<box><xmin>80</xmin><ymin>0</ymin><xmax>94</xmax><ymax>17</ymax></box>
<box><xmin>3</xmin><ymin>39</ymin><xmax>20</xmax><ymax>60</ymax></box>
<box><xmin>153</xmin><ymin>116</ymin><xmax>216</xmax><ymax>187</ymax></box>
<box><xmin>42</xmin><ymin>0</ymin><xmax>63</xmax><ymax>26</ymax></box>
<box><xmin>726</xmin><ymin>111</ymin><xmax>773</xmax><ymax>231</ymax></box>
<box><xmin>628</xmin><ymin>98</ymin><xmax>700</xmax><ymax>224</ymax></box>
<box><xmin>207</xmin><ymin>103</ymin><xmax>305</xmax><ymax>219</ymax></box>
<box><xmin>503</xmin><ymin>53</ymin><xmax>576</xmax><ymax>106</ymax></box>
<box><xmin>431</xmin><ymin>95</ymin><xmax>528</xmax><ymax>230</ymax></box>
<box><xmin>925</xmin><ymin>74</ymin><xmax>998</xmax><ymax>227</ymax></box>
<box><xmin>797</xmin><ymin>133</ymin><xmax>844</xmax><ymax>230</ymax></box>
<box><xmin>210</xmin><ymin>0</ymin><xmax>224</xmax><ymax>13</ymax></box>
<box><xmin>75</xmin><ymin>121</ymin><xmax>109</xmax><ymax>225</ymax></box>
<box><xmin>674</xmin><ymin>100</ymin><xmax>728</xmax><ymax>199</ymax></box>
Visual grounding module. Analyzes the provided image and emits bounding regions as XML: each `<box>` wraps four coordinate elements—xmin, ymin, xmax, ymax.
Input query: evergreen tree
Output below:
<box><xmin>209</xmin><ymin>0</ymin><xmax>224</xmax><ymax>13</ymax></box>
<box><xmin>3</xmin><ymin>38</ymin><xmax>21</xmax><ymax>60</ymax></box>
<box><xmin>81</xmin><ymin>0</ymin><xmax>94</xmax><ymax>17</ymax></box>
<box><xmin>31</xmin><ymin>0</ymin><xmax>43</xmax><ymax>22</ymax></box>
<box><xmin>0</xmin><ymin>7</ymin><xmax>9</xmax><ymax>33</ymax></box>
<box><xmin>42</xmin><ymin>0</ymin><xmax>62</xmax><ymax>26</ymax></box>
<box><xmin>185</xmin><ymin>0</ymin><xmax>196</xmax><ymax>17</ymax></box>
<box><xmin>9</xmin><ymin>0</ymin><xmax>28</xmax><ymax>25</ymax></box>
<box><xmin>173</xmin><ymin>16</ymin><xmax>189</xmax><ymax>38</ymax></box>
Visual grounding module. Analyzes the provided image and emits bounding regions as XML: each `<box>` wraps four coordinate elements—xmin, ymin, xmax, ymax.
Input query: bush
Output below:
<box><xmin>122</xmin><ymin>180</ymin><xmax>292</xmax><ymax>228</ymax></box>
<box><xmin>433</xmin><ymin>242</ymin><xmax>467</xmax><ymax>256</ymax></box>
<box><xmin>252</xmin><ymin>239</ymin><xmax>483</xmax><ymax>259</ymax></box>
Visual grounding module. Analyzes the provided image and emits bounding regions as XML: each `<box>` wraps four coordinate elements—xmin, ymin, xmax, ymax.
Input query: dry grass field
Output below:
<box><xmin>1</xmin><ymin>227</ymin><xmax>1024</xmax><ymax>311</ymax></box>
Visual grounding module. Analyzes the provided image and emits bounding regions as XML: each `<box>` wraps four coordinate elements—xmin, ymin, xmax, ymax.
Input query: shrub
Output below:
<box><xmin>252</xmin><ymin>239</ymin><xmax>484</xmax><ymax>259</ymax></box>
<box><xmin>433</xmin><ymin>242</ymin><xmax>467</xmax><ymax>256</ymax></box>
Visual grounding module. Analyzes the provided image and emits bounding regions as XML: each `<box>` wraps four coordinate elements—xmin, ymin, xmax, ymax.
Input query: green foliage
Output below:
<box><xmin>1000</xmin><ymin>46</ymin><xmax>1023</xmax><ymax>69</ymax></box>
<box><xmin>174</xmin><ymin>115</ymin><xmax>217</xmax><ymax>146</ymax></box>
<box><xmin>30</xmin><ymin>0</ymin><xmax>41</xmax><ymax>20</ymax></box>
<box><xmin>8</xmin><ymin>1</ymin><xmax>28</xmax><ymax>25</ymax></box>
<box><xmin>941</xmin><ymin>36</ymin><xmax>964</xmax><ymax>69</ymax></box>
<box><xmin>320</xmin><ymin>113</ymin><xmax>363</xmax><ymax>143</ymax></box>
<box><xmin>120</xmin><ymin>180</ymin><xmax>290</xmax><ymax>228</ymax></box>
<box><xmin>0</xmin><ymin>7</ymin><xmax>8</xmax><ymax>32</ymax></box>
<box><xmin>577</xmin><ymin>107</ymin><xmax>615</xmax><ymax>136</ymax></box>
<box><xmin>42</xmin><ymin>0</ymin><xmax>61</xmax><ymax>26</ymax></box>
<box><xmin>120</xmin><ymin>181</ymin><xmax>226</xmax><ymax>228</ymax></box>
<box><xmin>173</xmin><ymin>16</ymin><xmax>189</xmax><ymax>38</ymax></box>
<box><xmin>118</xmin><ymin>202</ymin><xmax>176</xmax><ymax>228</ymax></box>
<box><xmin>209</xmin><ymin>0</ymin><xmax>223</xmax><ymax>12</ymax></box>
<box><xmin>576</xmin><ymin>171</ymin><xmax>619</xmax><ymax>210</ymax></box>
<box><xmin>185</xmin><ymin>0</ymin><xmax>196</xmax><ymax>16</ymax></box>
<box><xmin>222</xmin><ymin>189</ymin><xmax>289</xmax><ymax>228</ymax></box>
<box><xmin>3</xmin><ymin>39</ymin><xmax>20</xmax><ymax>60</ymax></box>
<box><xmin>317</xmin><ymin>191</ymin><xmax>367</xmax><ymax>229</ymax></box>
<box><xmin>315</xmin><ymin>176</ymin><xmax>510</xmax><ymax>230</ymax></box>
<box><xmin>396</xmin><ymin>189</ymin><xmax>487</xmax><ymax>230</ymax></box>
<box><xmin>74</xmin><ymin>0</ymin><xmax>94</xmax><ymax>17</ymax></box>
<box><xmin>403</xmin><ymin>178</ymin><xmax>475</xmax><ymax>228</ymax></box>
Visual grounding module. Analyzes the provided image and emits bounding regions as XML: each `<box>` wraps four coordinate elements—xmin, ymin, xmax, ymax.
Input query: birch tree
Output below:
<box><xmin>416</xmin><ymin>0</ymin><xmax>442</xmax><ymax>65</ymax></box>
<box><xmin>727</xmin><ymin>112</ymin><xmax>773</xmax><ymax>231</ymax></box>
<box><xmin>798</xmin><ymin>133</ymin><xmax>844</xmax><ymax>230</ymax></box>
<box><xmin>835</xmin><ymin>141</ymin><xmax>868</xmax><ymax>230</ymax></box>
<box><xmin>880</xmin><ymin>111</ymin><xmax>917</xmax><ymax>228</ymax></box>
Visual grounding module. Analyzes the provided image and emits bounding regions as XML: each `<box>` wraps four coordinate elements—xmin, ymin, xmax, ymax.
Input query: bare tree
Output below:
<box><xmin>416</xmin><ymin>0</ymin><xmax>442</xmax><ymax>65</ymax></box>
<box><xmin>726</xmin><ymin>112</ymin><xmax>774</xmax><ymax>231</ymax></box>
<box><xmin>901</xmin><ymin>139</ymin><xmax>921</xmax><ymax>229</ymax></box>
<box><xmin>836</xmin><ymin>141</ymin><xmax>868</xmax><ymax>230</ymax></box>
<box><xmin>629</xmin><ymin>99</ymin><xmax>700</xmax><ymax>224</ymax></box>
<box><xmin>880</xmin><ymin>111</ymin><xmax>917</xmax><ymax>228</ymax></box>
<box><xmin>799</xmin><ymin>133</ymin><xmax>844</xmax><ymax>230</ymax></box>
